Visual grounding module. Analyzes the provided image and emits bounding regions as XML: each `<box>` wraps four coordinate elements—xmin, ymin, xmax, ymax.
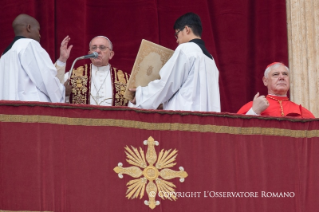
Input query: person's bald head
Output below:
<box><xmin>12</xmin><ymin>14</ymin><xmax>41</xmax><ymax>42</ymax></box>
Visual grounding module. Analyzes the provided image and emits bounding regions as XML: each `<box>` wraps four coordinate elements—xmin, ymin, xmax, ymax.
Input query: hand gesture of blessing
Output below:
<box><xmin>59</xmin><ymin>35</ymin><xmax>73</xmax><ymax>63</ymax></box>
<box><xmin>251</xmin><ymin>92</ymin><xmax>269</xmax><ymax>114</ymax></box>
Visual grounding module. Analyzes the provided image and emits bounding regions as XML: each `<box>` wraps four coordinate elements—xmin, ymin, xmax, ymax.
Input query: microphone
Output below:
<box><xmin>78</xmin><ymin>52</ymin><xmax>99</xmax><ymax>59</ymax></box>
<box><xmin>68</xmin><ymin>52</ymin><xmax>99</xmax><ymax>79</ymax></box>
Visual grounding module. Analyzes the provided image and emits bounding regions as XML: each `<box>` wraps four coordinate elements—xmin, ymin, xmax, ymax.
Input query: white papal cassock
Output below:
<box><xmin>134</xmin><ymin>42</ymin><xmax>220</xmax><ymax>112</ymax></box>
<box><xmin>0</xmin><ymin>38</ymin><xmax>65</xmax><ymax>103</ymax></box>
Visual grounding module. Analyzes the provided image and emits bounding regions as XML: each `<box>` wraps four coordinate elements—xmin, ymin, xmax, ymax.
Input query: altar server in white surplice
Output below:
<box><xmin>0</xmin><ymin>14</ymin><xmax>73</xmax><ymax>103</ymax></box>
<box><xmin>129</xmin><ymin>13</ymin><xmax>220</xmax><ymax>112</ymax></box>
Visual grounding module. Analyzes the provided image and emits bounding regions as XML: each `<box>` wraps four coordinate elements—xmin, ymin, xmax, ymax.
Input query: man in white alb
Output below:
<box><xmin>129</xmin><ymin>13</ymin><xmax>220</xmax><ymax>112</ymax></box>
<box><xmin>65</xmin><ymin>36</ymin><xmax>129</xmax><ymax>106</ymax></box>
<box><xmin>0</xmin><ymin>14</ymin><xmax>73</xmax><ymax>103</ymax></box>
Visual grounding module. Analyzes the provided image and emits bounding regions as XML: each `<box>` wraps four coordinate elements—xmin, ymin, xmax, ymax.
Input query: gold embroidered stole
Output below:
<box><xmin>112</xmin><ymin>67</ymin><xmax>130</xmax><ymax>106</ymax></box>
<box><xmin>69</xmin><ymin>64</ymin><xmax>89</xmax><ymax>104</ymax></box>
<box><xmin>69</xmin><ymin>64</ymin><xmax>129</xmax><ymax>106</ymax></box>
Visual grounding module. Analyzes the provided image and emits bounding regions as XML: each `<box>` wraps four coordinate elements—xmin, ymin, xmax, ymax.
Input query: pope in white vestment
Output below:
<box><xmin>0</xmin><ymin>38</ymin><xmax>65</xmax><ymax>103</ymax></box>
<box><xmin>64</xmin><ymin>36</ymin><xmax>129</xmax><ymax>106</ymax></box>
<box><xmin>134</xmin><ymin>42</ymin><xmax>220</xmax><ymax>112</ymax></box>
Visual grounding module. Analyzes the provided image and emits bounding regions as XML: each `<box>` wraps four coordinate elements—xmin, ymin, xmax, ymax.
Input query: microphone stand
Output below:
<box><xmin>68</xmin><ymin>57</ymin><xmax>82</xmax><ymax>80</ymax></box>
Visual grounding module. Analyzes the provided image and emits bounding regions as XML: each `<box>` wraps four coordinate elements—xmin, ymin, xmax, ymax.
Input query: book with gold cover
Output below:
<box><xmin>124</xmin><ymin>39</ymin><xmax>174</xmax><ymax>101</ymax></box>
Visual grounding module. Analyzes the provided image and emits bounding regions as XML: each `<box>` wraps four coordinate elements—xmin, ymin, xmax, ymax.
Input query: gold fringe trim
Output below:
<box><xmin>0</xmin><ymin>114</ymin><xmax>318</xmax><ymax>138</ymax></box>
<box><xmin>0</xmin><ymin>210</ymin><xmax>53</xmax><ymax>212</ymax></box>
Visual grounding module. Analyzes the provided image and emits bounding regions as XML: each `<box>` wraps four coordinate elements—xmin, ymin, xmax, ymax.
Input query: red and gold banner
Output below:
<box><xmin>0</xmin><ymin>101</ymin><xmax>318</xmax><ymax>212</ymax></box>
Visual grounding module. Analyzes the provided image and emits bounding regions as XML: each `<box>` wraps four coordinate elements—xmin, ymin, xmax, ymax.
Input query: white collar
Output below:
<box><xmin>92</xmin><ymin>64</ymin><xmax>110</xmax><ymax>71</ymax></box>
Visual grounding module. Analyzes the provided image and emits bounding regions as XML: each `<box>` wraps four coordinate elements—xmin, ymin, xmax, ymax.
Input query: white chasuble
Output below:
<box><xmin>89</xmin><ymin>64</ymin><xmax>113</xmax><ymax>106</ymax></box>
<box><xmin>134</xmin><ymin>42</ymin><xmax>220</xmax><ymax>112</ymax></box>
<box><xmin>0</xmin><ymin>38</ymin><xmax>65</xmax><ymax>103</ymax></box>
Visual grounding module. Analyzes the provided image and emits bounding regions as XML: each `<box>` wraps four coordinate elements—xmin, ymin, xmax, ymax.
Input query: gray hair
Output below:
<box><xmin>264</xmin><ymin>62</ymin><xmax>289</xmax><ymax>78</ymax></box>
<box><xmin>89</xmin><ymin>36</ymin><xmax>113</xmax><ymax>50</ymax></box>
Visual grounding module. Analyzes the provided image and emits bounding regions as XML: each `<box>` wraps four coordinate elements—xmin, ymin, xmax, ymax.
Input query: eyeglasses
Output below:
<box><xmin>174</xmin><ymin>27</ymin><xmax>185</xmax><ymax>39</ymax></box>
<box><xmin>90</xmin><ymin>45</ymin><xmax>111</xmax><ymax>51</ymax></box>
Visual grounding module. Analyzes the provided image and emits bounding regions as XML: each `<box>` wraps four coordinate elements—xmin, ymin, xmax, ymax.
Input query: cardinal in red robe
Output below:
<box><xmin>237</xmin><ymin>62</ymin><xmax>315</xmax><ymax>118</ymax></box>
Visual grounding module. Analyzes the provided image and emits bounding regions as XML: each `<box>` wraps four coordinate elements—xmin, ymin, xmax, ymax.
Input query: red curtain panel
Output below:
<box><xmin>0</xmin><ymin>101</ymin><xmax>318</xmax><ymax>212</ymax></box>
<box><xmin>0</xmin><ymin>0</ymin><xmax>288</xmax><ymax>113</ymax></box>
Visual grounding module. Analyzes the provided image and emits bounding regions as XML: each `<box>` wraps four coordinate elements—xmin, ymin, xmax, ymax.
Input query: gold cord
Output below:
<box><xmin>267</xmin><ymin>96</ymin><xmax>289</xmax><ymax>116</ymax></box>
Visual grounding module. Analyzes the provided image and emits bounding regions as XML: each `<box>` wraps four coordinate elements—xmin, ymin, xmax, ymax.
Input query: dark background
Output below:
<box><xmin>0</xmin><ymin>0</ymin><xmax>288</xmax><ymax>113</ymax></box>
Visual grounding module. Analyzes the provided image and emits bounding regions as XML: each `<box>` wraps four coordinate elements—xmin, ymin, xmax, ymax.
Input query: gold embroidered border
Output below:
<box><xmin>0</xmin><ymin>210</ymin><xmax>53</xmax><ymax>212</ymax></box>
<box><xmin>0</xmin><ymin>114</ymin><xmax>318</xmax><ymax>138</ymax></box>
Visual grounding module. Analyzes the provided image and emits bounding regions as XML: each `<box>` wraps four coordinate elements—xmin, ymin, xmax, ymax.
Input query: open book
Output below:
<box><xmin>124</xmin><ymin>39</ymin><xmax>174</xmax><ymax>101</ymax></box>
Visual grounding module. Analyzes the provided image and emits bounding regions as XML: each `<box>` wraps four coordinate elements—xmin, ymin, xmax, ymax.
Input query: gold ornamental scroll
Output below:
<box><xmin>124</xmin><ymin>39</ymin><xmax>174</xmax><ymax>101</ymax></box>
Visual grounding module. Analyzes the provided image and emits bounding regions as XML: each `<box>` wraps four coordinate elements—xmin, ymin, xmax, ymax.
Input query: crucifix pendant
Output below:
<box><xmin>94</xmin><ymin>94</ymin><xmax>103</xmax><ymax>102</ymax></box>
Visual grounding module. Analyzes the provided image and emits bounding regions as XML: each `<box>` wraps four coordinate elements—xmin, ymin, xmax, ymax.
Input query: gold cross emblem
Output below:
<box><xmin>114</xmin><ymin>136</ymin><xmax>188</xmax><ymax>209</ymax></box>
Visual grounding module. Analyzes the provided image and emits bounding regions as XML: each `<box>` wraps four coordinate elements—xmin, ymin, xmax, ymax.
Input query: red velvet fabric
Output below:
<box><xmin>0</xmin><ymin>101</ymin><xmax>318</xmax><ymax>212</ymax></box>
<box><xmin>237</xmin><ymin>95</ymin><xmax>316</xmax><ymax>118</ymax></box>
<box><xmin>0</xmin><ymin>0</ymin><xmax>288</xmax><ymax>113</ymax></box>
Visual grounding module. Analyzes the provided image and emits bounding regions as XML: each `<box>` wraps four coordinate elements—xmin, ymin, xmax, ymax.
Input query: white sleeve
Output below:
<box><xmin>246</xmin><ymin>108</ymin><xmax>259</xmax><ymax>116</ymax></box>
<box><xmin>63</xmin><ymin>72</ymin><xmax>69</xmax><ymax>83</ymax></box>
<box><xmin>56</xmin><ymin>60</ymin><xmax>66</xmax><ymax>67</ymax></box>
<box><xmin>128</xmin><ymin>101</ymin><xmax>137</xmax><ymax>108</ymax></box>
<box><xmin>63</xmin><ymin>72</ymin><xmax>70</xmax><ymax>103</ymax></box>
<box><xmin>54</xmin><ymin>62</ymin><xmax>66</xmax><ymax>84</ymax></box>
<box><xmin>135</xmin><ymin>47</ymin><xmax>188</xmax><ymax>109</ymax></box>
<box><xmin>21</xmin><ymin>42</ymin><xmax>65</xmax><ymax>103</ymax></box>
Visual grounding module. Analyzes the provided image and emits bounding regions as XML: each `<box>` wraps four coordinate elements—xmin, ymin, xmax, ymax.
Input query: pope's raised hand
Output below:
<box><xmin>59</xmin><ymin>35</ymin><xmax>73</xmax><ymax>63</ymax></box>
<box><xmin>251</xmin><ymin>92</ymin><xmax>269</xmax><ymax>114</ymax></box>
